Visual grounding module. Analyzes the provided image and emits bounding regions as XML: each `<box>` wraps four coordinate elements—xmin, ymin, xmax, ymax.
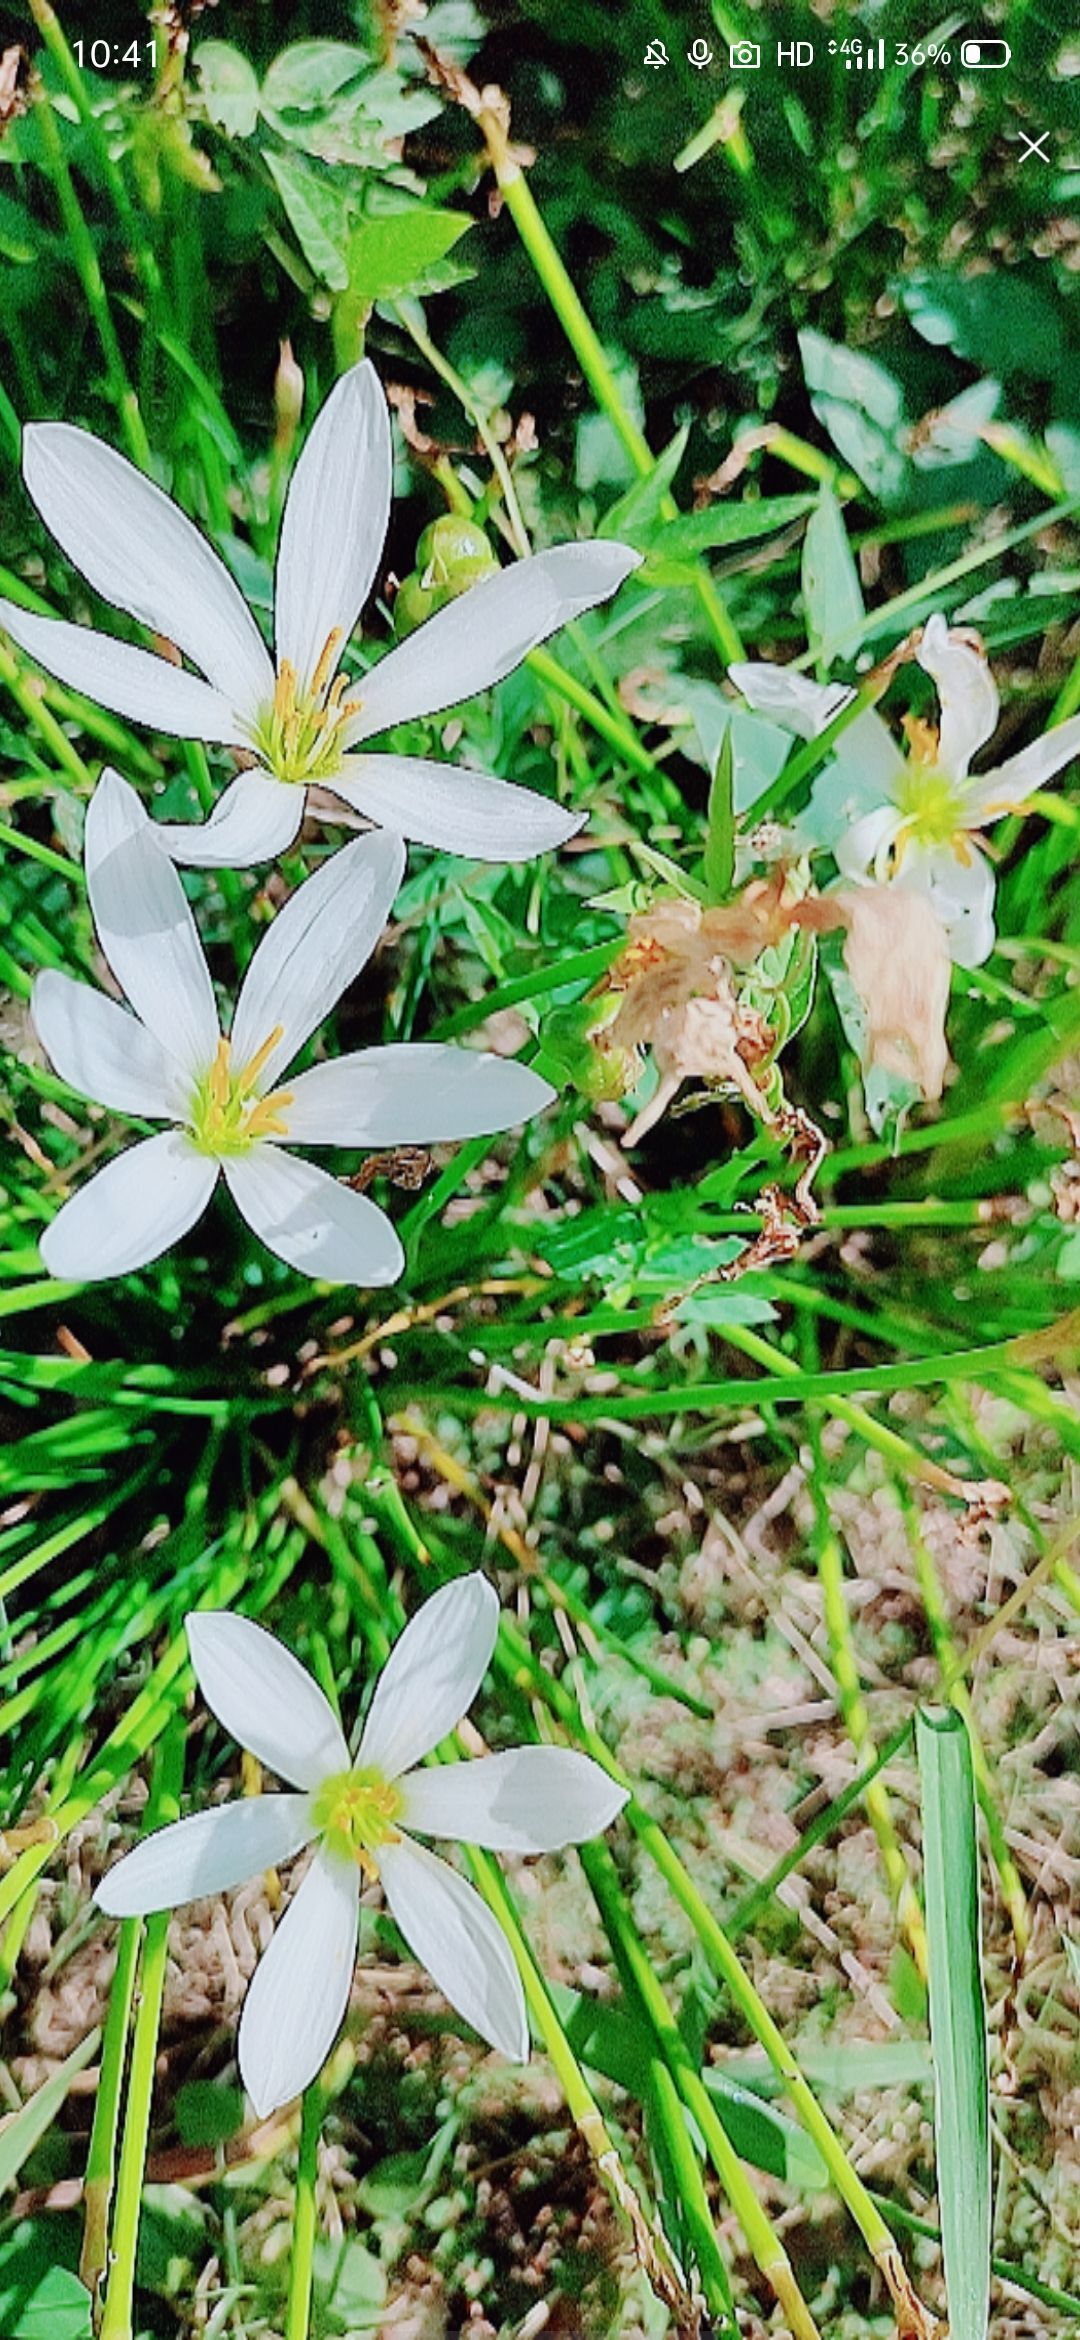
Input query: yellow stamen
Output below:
<box><xmin>311</xmin><ymin>1766</ymin><xmax>403</xmax><ymax>1880</ymax></box>
<box><xmin>237</xmin><ymin>1023</ymin><xmax>285</xmax><ymax>1096</ymax></box>
<box><xmin>188</xmin><ymin>1030</ymin><xmax>294</xmax><ymax>1157</ymax></box>
<box><xmin>310</xmin><ymin>625</ymin><xmax>343</xmax><ymax>703</ymax></box>
<box><xmin>253</xmin><ymin>632</ymin><xmax>363</xmax><ymax>786</ymax></box>
<box><xmin>208</xmin><ymin>1035</ymin><xmax>231</xmax><ymax>1110</ymax></box>
<box><xmin>901</xmin><ymin>711</ymin><xmax>941</xmax><ymax>766</ymax></box>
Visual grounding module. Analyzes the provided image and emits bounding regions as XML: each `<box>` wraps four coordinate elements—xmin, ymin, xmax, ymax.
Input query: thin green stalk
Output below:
<box><xmin>285</xmin><ymin>2082</ymin><xmax>323</xmax><ymax>2340</ymax></box>
<box><xmin>527</xmin><ymin>646</ymin><xmax>658</xmax><ymax>775</ymax></box>
<box><xmin>464</xmin><ymin>1834</ymin><xmax>705</xmax><ymax>2331</ymax></box>
<box><xmin>895</xmin><ymin>1483</ymin><xmax>1028</xmax><ymax>1952</ymax></box>
<box><xmin>99</xmin><ymin>1717</ymin><xmax>186</xmax><ymax>2340</ymax></box>
<box><xmin>584</xmin><ymin>1837</ymin><xmax>818</xmax><ymax>2340</ymax></box>
<box><xmin>793</xmin><ymin>494</ymin><xmax>1080</xmax><ymax>672</ymax></box>
<box><xmin>27</xmin><ymin>0</ymin><xmax>162</xmax><ymax>308</ymax></box>
<box><xmin>80</xmin><ymin>1913</ymin><xmax>141</xmax><ymax>2306</ymax></box>
<box><xmin>430</xmin><ymin>939</ymin><xmax>622</xmax><ymax>1041</ymax></box>
<box><xmin>28</xmin><ymin>77</ymin><xmax>150</xmax><ymax>469</ymax></box>
<box><xmin>0</xmin><ymin>642</ymin><xmax>94</xmax><ymax>789</ymax></box>
<box><xmin>811</xmin><ymin>1501</ymin><xmax>927</xmax><ymax>1974</ymax></box>
<box><xmin>297</xmin><ymin>1493</ymin><xmax>702</xmax><ymax>2330</ymax></box>
<box><xmin>487</xmin><ymin>1616</ymin><xmax>932</xmax><ymax>2336</ymax></box>
<box><xmin>0</xmin><ymin>821</ymin><xmax>82</xmax><ymax>884</ymax></box>
<box><xmin>475</xmin><ymin>103</ymin><xmax>743</xmax><ymax>663</ymax></box>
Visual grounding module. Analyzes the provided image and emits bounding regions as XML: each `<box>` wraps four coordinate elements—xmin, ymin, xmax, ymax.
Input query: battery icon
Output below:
<box><xmin>959</xmin><ymin>37</ymin><xmax>1010</xmax><ymax>66</ymax></box>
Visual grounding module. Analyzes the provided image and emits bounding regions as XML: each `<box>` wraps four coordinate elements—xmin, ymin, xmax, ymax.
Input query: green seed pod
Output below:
<box><xmin>429</xmin><ymin>556</ymin><xmax>504</xmax><ymax>610</ymax></box>
<box><xmin>416</xmin><ymin>514</ymin><xmax>495</xmax><ymax>581</ymax></box>
<box><xmin>393</xmin><ymin>573</ymin><xmax>437</xmax><ymax>640</ymax></box>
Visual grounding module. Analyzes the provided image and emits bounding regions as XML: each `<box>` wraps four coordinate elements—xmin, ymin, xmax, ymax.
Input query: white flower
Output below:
<box><xmin>34</xmin><ymin>769</ymin><xmax>554</xmax><ymax>1285</ymax></box>
<box><xmin>0</xmin><ymin>363</ymin><xmax>640</xmax><ymax>869</ymax></box>
<box><xmin>731</xmin><ymin>614</ymin><xmax>1080</xmax><ymax>968</ymax></box>
<box><xmin>94</xmin><ymin>1576</ymin><xmax>628</xmax><ymax>2115</ymax></box>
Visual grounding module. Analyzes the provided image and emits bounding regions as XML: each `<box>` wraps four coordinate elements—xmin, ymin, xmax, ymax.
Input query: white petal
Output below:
<box><xmin>828</xmin><ymin>707</ymin><xmax>908</xmax><ymax>798</ymax></box>
<box><xmin>357</xmin><ymin>1574</ymin><xmax>498</xmax><ymax>1781</ymax></box>
<box><xmin>95</xmin><ymin>1795</ymin><xmax>313</xmax><ymax>1917</ymax></box>
<box><xmin>230</xmin><ymin>829</ymin><xmax>405</xmax><ymax>1092</ymax></box>
<box><xmin>32</xmin><ymin>968</ymin><xmax>186</xmax><ymax>1120</ymax></box>
<box><xmin>399</xmin><ymin>1748</ymin><xmax>629</xmax><ymax>1853</ymax></box>
<box><xmin>39</xmin><ymin>1130</ymin><xmax>217</xmax><ymax>1281</ymax></box>
<box><xmin>331</xmin><ymin>756</ymin><xmax>584</xmax><ymax>860</ymax></box>
<box><xmin>967</xmin><ymin>710</ymin><xmax>1080</xmax><ymax>817</ymax></box>
<box><xmin>834</xmin><ymin>803</ymin><xmax>903</xmax><ymax>883</ymax></box>
<box><xmin>379</xmin><ymin>1837</ymin><xmax>528</xmax><ymax>2062</ymax></box>
<box><xmin>728</xmin><ymin>661</ymin><xmax>854</xmax><ymax>741</ymax></box>
<box><xmin>916</xmin><ymin>614</ymin><xmax>998</xmax><ymax>780</ymax></box>
<box><xmin>23</xmin><ymin>421</ymin><xmax>273</xmax><ymax>719</ymax></box>
<box><xmin>238</xmin><ymin>1848</ymin><xmax>360</xmax><ymax>2116</ymax></box>
<box><xmin>186</xmin><ymin>1611</ymin><xmax>349</xmax><ymax>1788</ymax></box>
<box><xmin>155</xmin><ymin>772</ymin><xmax>304</xmax><ymax>869</ymax></box>
<box><xmin>222</xmin><ymin>1146</ymin><xmax>405</xmax><ymax>1285</ymax></box>
<box><xmin>898</xmin><ymin>842</ymin><xmax>997</xmax><ymax>970</ymax></box>
<box><xmin>282</xmin><ymin>1046</ymin><xmax>555</xmax><ymax>1148</ymax></box>
<box><xmin>0</xmin><ymin>599</ymin><xmax>243</xmax><ymax>743</ymax></box>
<box><xmin>275</xmin><ymin>361</ymin><xmax>392</xmax><ymax>691</ymax></box>
<box><xmin>84</xmin><ymin>769</ymin><xmax>219</xmax><ymax>1081</ymax></box>
<box><xmin>348</xmin><ymin>543</ymin><xmax>641</xmax><ymax>740</ymax></box>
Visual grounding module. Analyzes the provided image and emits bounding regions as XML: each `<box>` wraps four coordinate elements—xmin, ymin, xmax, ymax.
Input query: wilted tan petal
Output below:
<box><xmin>833</xmin><ymin>886</ymin><xmax>951</xmax><ymax>1103</ymax></box>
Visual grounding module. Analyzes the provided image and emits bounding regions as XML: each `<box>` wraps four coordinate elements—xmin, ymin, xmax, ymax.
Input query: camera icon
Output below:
<box><xmin>728</xmin><ymin>40</ymin><xmax>761</xmax><ymax>67</ymax></box>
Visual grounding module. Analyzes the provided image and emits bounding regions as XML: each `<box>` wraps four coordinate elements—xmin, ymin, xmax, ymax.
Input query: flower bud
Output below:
<box><xmin>274</xmin><ymin>341</ymin><xmax>305</xmax><ymax>456</ymax></box>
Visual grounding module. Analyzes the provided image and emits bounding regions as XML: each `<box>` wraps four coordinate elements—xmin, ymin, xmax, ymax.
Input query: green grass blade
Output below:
<box><xmin>916</xmin><ymin>1706</ymin><xmax>991</xmax><ymax>2340</ymax></box>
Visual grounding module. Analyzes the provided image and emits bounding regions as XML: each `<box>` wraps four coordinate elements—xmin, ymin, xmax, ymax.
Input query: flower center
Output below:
<box><xmin>890</xmin><ymin>729</ymin><xmax>969</xmax><ymax>859</ymax></box>
<box><xmin>187</xmin><ymin>1028</ymin><xmax>294</xmax><ymax>1157</ymax></box>
<box><xmin>310</xmin><ymin>1766</ymin><xmax>403</xmax><ymax>1880</ymax></box>
<box><xmin>252</xmin><ymin>627</ymin><xmax>364</xmax><ymax>785</ymax></box>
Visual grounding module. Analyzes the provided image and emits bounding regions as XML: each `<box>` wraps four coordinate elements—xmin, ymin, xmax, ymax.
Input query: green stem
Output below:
<box><xmin>488</xmin><ymin>1617</ymin><xmax>928</xmax><ymax>2330</ymax></box>
<box><xmin>0</xmin><ymin>642</ymin><xmax>94</xmax><ymax>789</ymax></box>
<box><xmin>584</xmin><ymin>1838</ymin><xmax>816</xmax><ymax>2338</ymax></box>
<box><xmin>99</xmin><ymin>1717</ymin><xmax>186</xmax><ymax>2340</ymax></box>
<box><xmin>476</xmin><ymin>105</ymin><xmax>743</xmax><ymax>663</ymax></box>
<box><xmin>27</xmin><ymin>0</ymin><xmax>163</xmax><ymax>307</ymax></box>
<box><xmin>80</xmin><ymin>1917</ymin><xmax>141</xmax><ymax>2307</ymax></box>
<box><xmin>285</xmin><ymin>2082</ymin><xmax>323</xmax><ymax>2340</ymax></box>
<box><xmin>29</xmin><ymin>76</ymin><xmax>150</xmax><ymax>469</ymax></box>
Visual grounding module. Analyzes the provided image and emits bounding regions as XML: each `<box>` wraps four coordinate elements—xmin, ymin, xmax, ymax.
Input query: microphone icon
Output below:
<box><xmin>688</xmin><ymin>37</ymin><xmax>713</xmax><ymax>67</ymax></box>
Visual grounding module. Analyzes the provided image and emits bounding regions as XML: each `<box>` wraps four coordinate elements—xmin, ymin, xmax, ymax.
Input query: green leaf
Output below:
<box><xmin>644</xmin><ymin>492</ymin><xmax>815</xmax><ymax>562</ymax></box>
<box><xmin>675</xmin><ymin>1286</ymin><xmax>778</xmax><ymax>1328</ymax></box>
<box><xmin>263</xmin><ymin>150</ymin><xmax>352</xmax><ymax>289</ymax></box>
<box><xmin>347</xmin><ymin>207</ymin><xmax>472</xmax><ymax>306</ymax></box>
<box><xmin>356</xmin><ymin>2117</ymin><xmax>457</xmax><ymax>2218</ymax></box>
<box><xmin>799</xmin><ymin>329</ymin><xmax>907</xmax><ymax>504</ymax></box>
<box><xmin>703</xmin><ymin>727</ymin><xmax>735</xmax><ymax>903</ymax></box>
<box><xmin>193</xmin><ymin>42</ymin><xmax>261</xmax><ymax>138</ymax></box>
<box><xmin>903</xmin><ymin>269</ymin><xmax>1064</xmax><ymax>382</ymax></box>
<box><xmin>600</xmin><ymin>423</ymin><xmax>690</xmax><ymax>540</ymax></box>
<box><xmin>0</xmin><ymin>2029</ymin><xmax>100</xmax><ymax>2194</ymax></box>
<box><xmin>917</xmin><ymin>1706</ymin><xmax>990</xmax><ymax>2340</ymax></box>
<box><xmin>173</xmin><ymin>2080</ymin><xmax>246</xmax><ymax>2149</ymax></box>
<box><xmin>0</xmin><ymin>2230</ymin><xmax>92</xmax><ymax>2340</ymax></box>
<box><xmin>311</xmin><ymin>2236</ymin><xmax>386</xmax><ymax>2332</ymax></box>
<box><xmin>261</xmin><ymin>40</ymin><xmax>371</xmax><ymax>116</ymax></box>
<box><xmin>801</xmin><ymin>490</ymin><xmax>864</xmax><ymax>665</ymax></box>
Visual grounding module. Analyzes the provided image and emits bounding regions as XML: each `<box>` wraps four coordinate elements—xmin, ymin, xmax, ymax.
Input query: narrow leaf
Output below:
<box><xmin>703</xmin><ymin>728</ymin><xmax>736</xmax><ymax>905</ymax></box>
<box><xmin>917</xmin><ymin>1705</ymin><xmax>990</xmax><ymax>2340</ymax></box>
<box><xmin>802</xmin><ymin>489</ymin><xmax>864</xmax><ymax>664</ymax></box>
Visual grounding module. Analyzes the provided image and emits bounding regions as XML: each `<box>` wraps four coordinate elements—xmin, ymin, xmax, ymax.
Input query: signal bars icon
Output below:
<box><xmin>847</xmin><ymin>38</ymin><xmax>887</xmax><ymax>68</ymax></box>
